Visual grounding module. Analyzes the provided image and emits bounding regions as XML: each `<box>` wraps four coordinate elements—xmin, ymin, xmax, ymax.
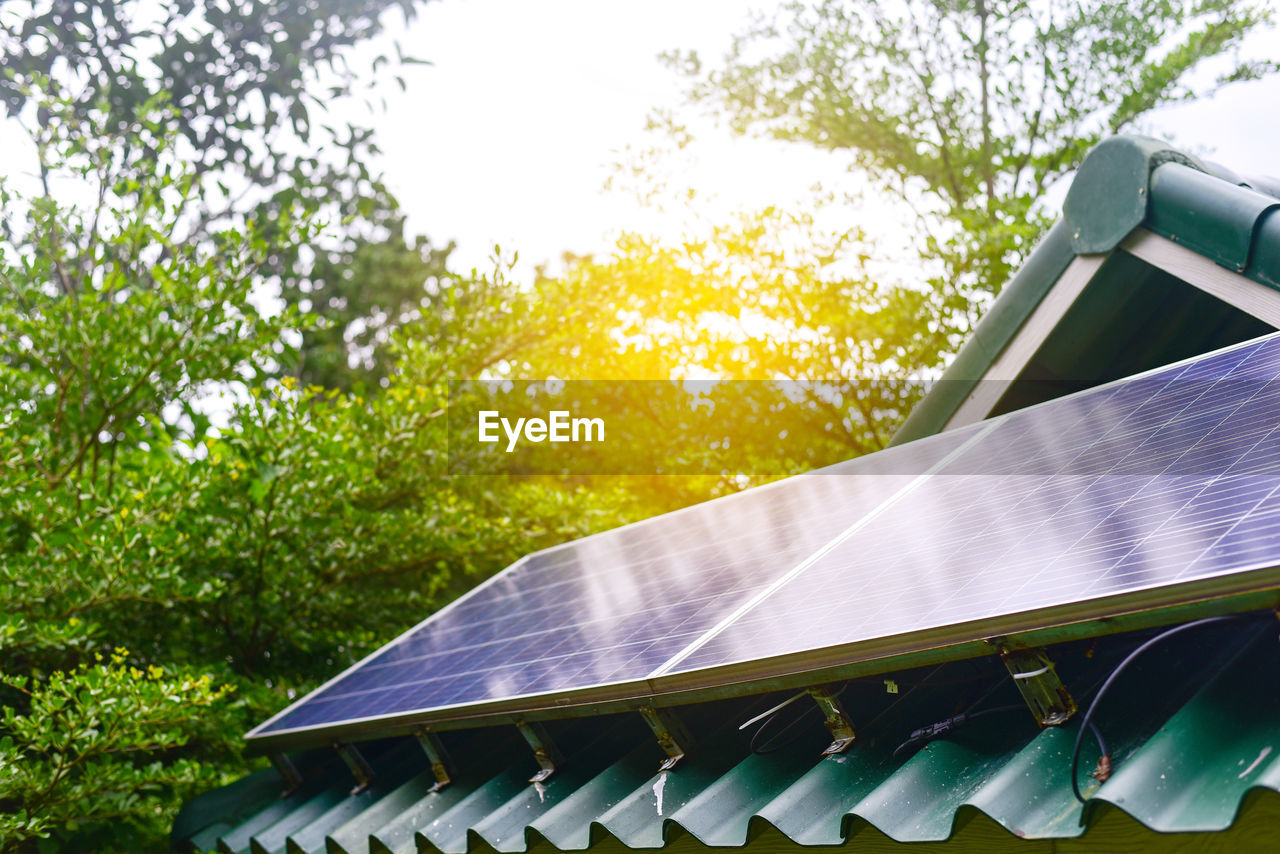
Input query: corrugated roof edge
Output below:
<box><xmin>173</xmin><ymin>621</ymin><xmax>1280</xmax><ymax>852</ymax></box>
<box><xmin>171</xmin><ymin>751</ymin><xmax>1280</xmax><ymax>853</ymax></box>
<box><xmin>891</xmin><ymin>134</ymin><xmax>1280</xmax><ymax>445</ymax></box>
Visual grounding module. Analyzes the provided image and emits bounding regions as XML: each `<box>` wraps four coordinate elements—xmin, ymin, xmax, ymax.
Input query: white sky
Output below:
<box><xmin>2</xmin><ymin>0</ymin><xmax>1279</xmax><ymax>277</ymax></box>
<box><xmin>369</xmin><ymin>0</ymin><xmax>857</xmax><ymax>274</ymax></box>
<box><xmin>362</xmin><ymin>0</ymin><xmax>1280</xmax><ymax>274</ymax></box>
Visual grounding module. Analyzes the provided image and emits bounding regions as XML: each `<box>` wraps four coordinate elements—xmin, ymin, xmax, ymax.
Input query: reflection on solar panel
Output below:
<box><xmin>663</xmin><ymin>334</ymin><xmax>1280</xmax><ymax>675</ymax></box>
<box><xmin>250</xmin><ymin>333</ymin><xmax>1280</xmax><ymax>748</ymax></box>
<box><xmin>248</xmin><ymin>426</ymin><xmax>975</xmax><ymax>739</ymax></box>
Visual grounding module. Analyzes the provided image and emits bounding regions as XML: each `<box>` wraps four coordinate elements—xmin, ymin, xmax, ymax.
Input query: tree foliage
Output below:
<box><xmin>0</xmin><ymin>94</ymin><xmax>622</xmax><ymax>851</ymax></box>
<box><xmin>0</xmin><ymin>0</ymin><xmax>453</xmax><ymax>390</ymax></box>
<box><xmin>668</xmin><ymin>0</ymin><xmax>1277</xmax><ymax>348</ymax></box>
<box><xmin>0</xmin><ymin>651</ymin><xmax>231</xmax><ymax>851</ymax></box>
<box><xmin>509</xmin><ymin>205</ymin><xmax>938</xmax><ymax>465</ymax></box>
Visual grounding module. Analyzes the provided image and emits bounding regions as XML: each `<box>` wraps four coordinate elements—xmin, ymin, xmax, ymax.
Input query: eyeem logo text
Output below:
<box><xmin>478</xmin><ymin>410</ymin><xmax>605</xmax><ymax>453</ymax></box>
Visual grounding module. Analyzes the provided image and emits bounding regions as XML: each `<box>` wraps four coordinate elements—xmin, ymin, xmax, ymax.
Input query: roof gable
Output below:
<box><xmin>893</xmin><ymin>135</ymin><xmax>1280</xmax><ymax>445</ymax></box>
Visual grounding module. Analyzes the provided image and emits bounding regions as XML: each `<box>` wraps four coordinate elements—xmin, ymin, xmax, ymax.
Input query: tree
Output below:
<box><xmin>0</xmin><ymin>0</ymin><xmax>453</xmax><ymax>390</ymax></box>
<box><xmin>668</xmin><ymin>0</ymin><xmax>1277</xmax><ymax>351</ymax></box>
<box><xmin>0</xmin><ymin>93</ymin><xmax>624</xmax><ymax>851</ymax></box>
<box><xmin>0</xmin><ymin>92</ymin><xmax>305</xmax><ymax>850</ymax></box>
<box><xmin>291</xmin><ymin>210</ymin><xmax>458</xmax><ymax>389</ymax></box>
<box><xmin>510</xmin><ymin>206</ymin><xmax>937</xmax><ymax>468</ymax></box>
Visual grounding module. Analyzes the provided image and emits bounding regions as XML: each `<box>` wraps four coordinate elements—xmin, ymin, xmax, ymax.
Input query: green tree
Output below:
<box><xmin>0</xmin><ymin>93</ymin><xmax>623</xmax><ymax>851</ymax></box>
<box><xmin>513</xmin><ymin>206</ymin><xmax>937</xmax><ymax>466</ymax></box>
<box><xmin>0</xmin><ymin>91</ymin><xmax>305</xmax><ymax>850</ymax></box>
<box><xmin>668</xmin><ymin>0</ymin><xmax>1277</xmax><ymax>350</ymax></box>
<box><xmin>0</xmin><ymin>0</ymin><xmax>454</xmax><ymax>390</ymax></box>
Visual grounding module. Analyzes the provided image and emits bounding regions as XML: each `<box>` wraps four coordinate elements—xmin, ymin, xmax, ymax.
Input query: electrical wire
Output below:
<box><xmin>1068</xmin><ymin>614</ymin><xmax>1260</xmax><ymax>803</ymax></box>
<box><xmin>892</xmin><ymin>704</ymin><xmax>1025</xmax><ymax>758</ymax></box>
<box><xmin>749</xmin><ymin>699</ymin><xmax>819</xmax><ymax>755</ymax></box>
<box><xmin>858</xmin><ymin>663</ymin><xmax>985</xmax><ymax>733</ymax></box>
<box><xmin>745</xmin><ymin>682</ymin><xmax>853</xmax><ymax>755</ymax></box>
<box><xmin>741</xmin><ymin>615</ymin><xmax>1260</xmax><ymax>774</ymax></box>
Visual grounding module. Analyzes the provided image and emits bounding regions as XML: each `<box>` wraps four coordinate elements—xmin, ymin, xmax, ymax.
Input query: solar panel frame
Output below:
<box><xmin>246</xmin><ymin>427</ymin><xmax>976</xmax><ymax>746</ymax></box>
<box><xmin>246</xmin><ymin>333</ymin><xmax>1280</xmax><ymax>752</ymax></box>
<box><xmin>656</xmin><ymin>334</ymin><xmax>1280</xmax><ymax>679</ymax></box>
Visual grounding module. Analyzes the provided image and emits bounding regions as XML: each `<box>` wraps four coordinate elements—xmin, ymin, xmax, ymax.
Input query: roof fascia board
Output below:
<box><xmin>939</xmin><ymin>228</ymin><xmax>1280</xmax><ymax>432</ymax></box>
<box><xmin>890</xmin><ymin>220</ymin><xmax>1076</xmax><ymax>445</ymax></box>
<box><xmin>939</xmin><ymin>252</ymin><xmax>1109</xmax><ymax>431</ymax></box>
<box><xmin>1122</xmin><ymin>229</ymin><xmax>1280</xmax><ymax>329</ymax></box>
<box><xmin>895</xmin><ymin>135</ymin><xmax>1280</xmax><ymax>446</ymax></box>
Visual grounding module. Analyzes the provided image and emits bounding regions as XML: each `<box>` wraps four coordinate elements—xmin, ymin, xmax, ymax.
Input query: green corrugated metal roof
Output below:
<box><xmin>175</xmin><ymin>622</ymin><xmax>1280</xmax><ymax>852</ymax></box>
<box><xmin>174</xmin><ymin>134</ymin><xmax>1280</xmax><ymax>852</ymax></box>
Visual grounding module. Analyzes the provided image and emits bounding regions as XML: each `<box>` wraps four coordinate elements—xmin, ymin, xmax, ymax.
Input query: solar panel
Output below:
<box><xmin>660</xmin><ymin>334</ymin><xmax>1280</xmax><ymax>677</ymax></box>
<box><xmin>250</xmin><ymin>333</ymin><xmax>1280</xmax><ymax>748</ymax></box>
<box><xmin>248</xmin><ymin>426</ymin><xmax>974</xmax><ymax>741</ymax></box>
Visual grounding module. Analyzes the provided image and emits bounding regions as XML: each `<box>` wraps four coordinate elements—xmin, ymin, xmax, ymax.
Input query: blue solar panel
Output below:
<box><xmin>249</xmin><ymin>427</ymin><xmax>973</xmax><ymax>738</ymax></box>
<box><xmin>251</xmin><ymin>333</ymin><xmax>1280</xmax><ymax>745</ymax></box>
<box><xmin>663</xmin><ymin>335</ymin><xmax>1280</xmax><ymax>675</ymax></box>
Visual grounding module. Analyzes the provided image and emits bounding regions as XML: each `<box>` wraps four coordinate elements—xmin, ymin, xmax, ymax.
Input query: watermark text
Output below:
<box><xmin>478</xmin><ymin>410</ymin><xmax>605</xmax><ymax>452</ymax></box>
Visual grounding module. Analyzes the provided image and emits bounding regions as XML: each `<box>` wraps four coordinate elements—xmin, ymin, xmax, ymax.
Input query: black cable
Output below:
<box><xmin>749</xmin><ymin>698</ymin><xmax>818</xmax><ymax>755</ymax></box>
<box><xmin>1068</xmin><ymin>614</ymin><xmax>1257</xmax><ymax>803</ymax></box>
<box><xmin>891</xmin><ymin>704</ymin><xmax>1025</xmax><ymax>758</ymax></box>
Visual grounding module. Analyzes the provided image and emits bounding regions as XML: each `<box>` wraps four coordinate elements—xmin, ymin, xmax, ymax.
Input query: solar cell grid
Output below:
<box><xmin>666</xmin><ymin>336</ymin><xmax>1280</xmax><ymax>674</ymax></box>
<box><xmin>250</xmin><ymin>428</ymin><xmax>973</xmax><ymax>737</ymax></box>
<box><xmin>251</xmin><ymin>333</ymin><xmax>1280</xmax><ymax>745</ymax></box>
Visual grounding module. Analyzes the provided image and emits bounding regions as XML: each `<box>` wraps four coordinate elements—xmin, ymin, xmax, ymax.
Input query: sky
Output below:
<box><xmin>353</xmin><ymin>0</ymin><xmax>902</xmax><ymax>274</ymax></box>
<box><xmin>354</xmin><ymin>0</ymin><xmax>1280</xmax><ymax>274</ymax></box>
<box><xmin>2</xmin><ymin>1</ymin><xmax>1279</xmax><ymax>277</ymax></box>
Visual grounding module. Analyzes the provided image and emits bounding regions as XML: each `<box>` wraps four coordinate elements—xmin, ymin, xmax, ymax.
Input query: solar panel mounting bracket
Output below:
<box><xmin>997</xmin><ymin>644</ymin><xmax>1077</xmax><ymax>726</ymax></box>
<box><xmin>809</xmin><ymin>687</ymin><xmax>856</xmax><ymax>755</ymax></box>
<box><xmin>413</xmin><ymin>729</ymin><xmax>453</xmax><ymax>792</ymax></box>
<box><xmin>639</xmin><ymin>705</ymin><xmax>692</xmax><ymax>771</ymax></box>
<box><xmin>333</xmin><ymin>742</ymin><xmax>376</xmax><ymax>795</ymax></box>
<box><xmin>516</xmin><ymin>720</ymin><xmax>563</xmax><ymax>783</ymax></box>
<box><xmin>269</xmin><ymin>752</ymin><xmax>303</xmax><ymax>797</ymax></box>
